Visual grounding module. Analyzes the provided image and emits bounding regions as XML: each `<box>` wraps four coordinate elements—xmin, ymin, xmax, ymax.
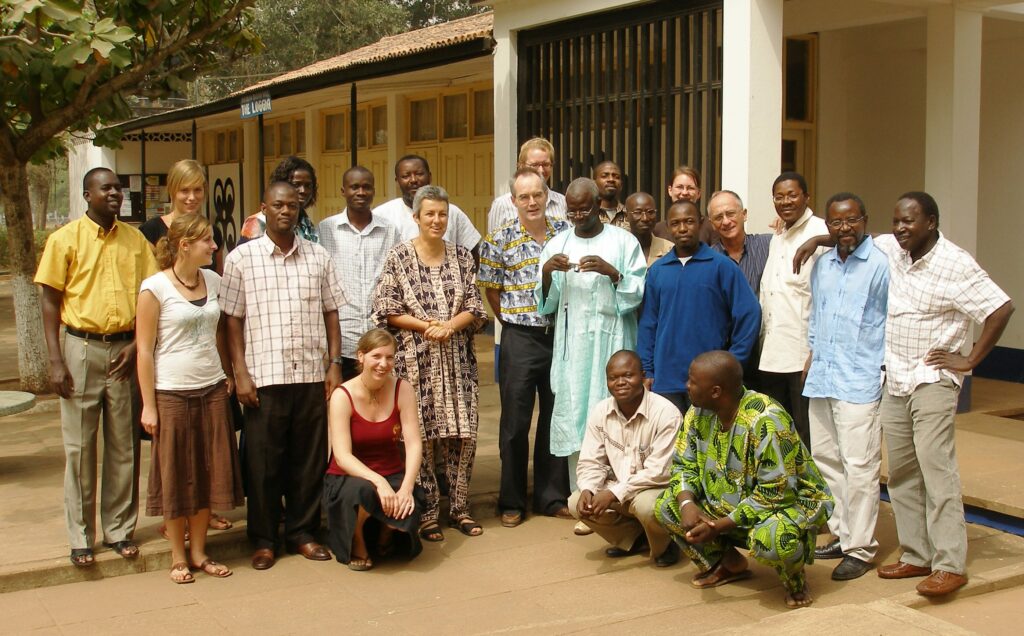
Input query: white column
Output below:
<box><xmin>721</xmin><ymin>0</ymin><xmax>784</xmax><ymax>231</ymax></box>
<box><xmin>242</xmin><ymin>118</ymin><xmax>260</xmax><ymax>217</ymax></box>
<box><xmin>386</xmin><ymin>93</ymin><xmax>403</xmax><ymax>200</ymax></box>
<box><xmin>491</xmin><ymin>11</ymin><xmax>517</xmax><ymax>197</ymax></box>
<box><xmin>925</xmin><ymin>6</ymin><xmax>982</xmax><ymax>256</ymax></box>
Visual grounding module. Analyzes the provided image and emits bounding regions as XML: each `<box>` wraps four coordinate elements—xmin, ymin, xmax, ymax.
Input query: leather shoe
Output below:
<box><xmin>916</xmin><ymin>570</ymin><xmax>968</xmax><ymax>597</ymax></box>
<box><xmin>655</xmin><ymin>542</ymin><xmax>680</xmax><ymax>568</ymax></box>
<box><xmin>831</xmin><ymin>555</ymin><xmax>872</xmax><ymax>581</ymax></box>
<box><xmin>290</xmin><ymin>541</ymin><xmax>332</xmax><ymax>561</ymax></box>
<box><xmin>605</xmin><ymin>537</ymin><xmax>648</xmax><ymax>558</ymax></box>
<box><xmin>251</xmin><ymin>548</ymin><xmax>275</xmax><ymax>570</ymax></box>
<box><xmin>814</xmin><ymin>538</ymin><xmax>843</xmax><ymax>560</ymax></box>
<box><xmin>877</xmin><ymin>561</ymin><xmax>932</xmax><ymax>579</ymax></box>
<box><xmin>501</xmin><ymin>510</ymin><xmax>523</xmax><ymax>528</ymax></box>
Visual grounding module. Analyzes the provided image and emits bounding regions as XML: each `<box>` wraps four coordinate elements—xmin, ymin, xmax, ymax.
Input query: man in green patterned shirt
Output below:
<box><xmin>655</xmin><ymin>351</ymin><xmax>833</xmax><ymax>609</ymax></box>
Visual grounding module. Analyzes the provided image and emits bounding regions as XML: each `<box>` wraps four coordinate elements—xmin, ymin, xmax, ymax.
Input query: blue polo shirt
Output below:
<box><xmin>803</xmin><ymin>235</ymin><xmax>889</xmax><ymax>403</ymax></box>
<box><xmin>637</xmin><ymin>243</ymin><xmax>762</xmax><ymax>394</ymax></box>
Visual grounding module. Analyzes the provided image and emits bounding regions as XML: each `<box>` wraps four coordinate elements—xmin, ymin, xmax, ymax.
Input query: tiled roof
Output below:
<box><xmin>236</xmin><ymin>11</ymin><xmax>494</xmax><ymax>96</ymax></box>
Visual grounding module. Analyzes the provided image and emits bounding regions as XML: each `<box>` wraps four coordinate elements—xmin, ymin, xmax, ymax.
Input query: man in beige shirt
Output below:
<box><xmin>569</xmin><ymin>350</ymin><xmax>682</xmax><ymax>566</ymax></box>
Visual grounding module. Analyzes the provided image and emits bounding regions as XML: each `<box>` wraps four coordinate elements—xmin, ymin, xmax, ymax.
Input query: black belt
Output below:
<box><xmin>504</xmin><ymin>322</ymin><xmax>553</xmax><ymax>335</ymax></box>
<box><xmin>65</xmin><ymin>326</ymin><xmax>134</xmax><ymax>343</ymax></box>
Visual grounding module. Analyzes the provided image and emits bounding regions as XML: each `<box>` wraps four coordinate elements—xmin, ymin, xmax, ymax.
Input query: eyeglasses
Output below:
<box><xmin>566</xmin><ymin>209</ymin><xmax>592</xmax><ymax>218</ymax></box>
<box><xmin>525</xmin><ymin>161</ymin><xmax>552</xmax><ymax>170</ymax></box>
<box><xmin>629</xmin><ymin>208</ymin><xmax>658</xmax><ymax>218</ymax></box>
<box><xmin>709</xmin><ymin>209</ymin><xmax>741</xmax><ymax>224</ymax></box>
<box><xmin>773</xmin><ymin>193</ymin><xmax>803</xmax><ymax>204</ymax></box>
<box><xmin>826</xmin><ymin>215</ymin><xmax>866</xmax><ymax>229</ymax></box>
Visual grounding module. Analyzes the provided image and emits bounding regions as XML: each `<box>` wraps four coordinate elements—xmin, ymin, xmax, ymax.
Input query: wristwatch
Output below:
<box><xmin>330</xmin><ymin>357</ymin><xmax>344</xmax><ymax>366</ymax></box>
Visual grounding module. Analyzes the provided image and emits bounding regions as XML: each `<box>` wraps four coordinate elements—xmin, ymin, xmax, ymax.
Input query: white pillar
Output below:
<box><xmin>386</xmin><ymin>93</ymin><xmax>403</xmax><ymax>200</ymax></box>
<box><xmin>721</xmin><ymin>0</ymin><xmax>784</xmax><ymax>231</ymax></box>
<box><xmin>242</xmin><ymin>118</ymin><xmax>260</xmax><ymax>217</ymax></box>
<box><xmin>925</xmin><ymin>6</ymin><xmax>982</xmax><ymax>256</ymax></box>
<box><xmin>491</xmin><ymin>11</ymin><xmax>517</xmax><ymax>197</ymax></box>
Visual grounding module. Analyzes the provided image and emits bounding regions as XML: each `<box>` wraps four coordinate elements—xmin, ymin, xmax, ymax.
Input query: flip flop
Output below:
<box><xmin>690</xmin><ymin>564</ymin><xmax>752</xmax><ymax>589</ymax></box>
<box><xmin>190</xmin><ymin>558</ymin><xmax>232</xmax><ymax>578</ymax></box>
<box><xmin>70</xmin><ymin>548</ymin><xmax>95</xmax><ymax>567</ymax></box>
<box><xmin>208</xmin><ymin>514</ymin><xmax>233</xmax><ymax>531</ymax></box>
<box><xmin>348</xmin><ymin>555</ymin><xmax>374</xmax><ymax>571</ymax></box>
<box><xmin>104</xmin><ymin>540</ymin><xmax>140</xmax><ymax>559</ymax></box>
<box><xmin>169</xmin><ymin>562</ymin><xmax>194</xmax><ymax>584</ymax></box>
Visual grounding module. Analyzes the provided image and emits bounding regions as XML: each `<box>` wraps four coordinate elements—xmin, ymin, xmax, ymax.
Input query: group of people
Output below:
<box><xmin>35</xmin><ymin>134</ymin><xmax>1012</xmax><ymax>606</ymax></box>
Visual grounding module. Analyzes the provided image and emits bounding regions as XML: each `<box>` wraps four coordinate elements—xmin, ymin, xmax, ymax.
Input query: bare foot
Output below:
<box><xmin>691</xmin><ymin>562</ymin><xmax>753</xmax><ymax>588</ymax></box>
<box><xmin>785</xmin><ymin>586</ymin><xmax>813</xmax><ymax>608</ymax></box>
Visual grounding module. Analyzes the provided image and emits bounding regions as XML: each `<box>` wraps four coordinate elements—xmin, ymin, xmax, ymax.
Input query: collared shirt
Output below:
<box><xmin>644</xmin><ymin>236</ymin><xmax>675</xmax><ymax>267</ymax></box>
<box><xmin>637</xmin><ymin>243</ymin><xmax>761</xmax><ymax>393</ymax></box>
<box><xmin>804</xmin><ymin>236</ymin><xmax>890</xmax><ymax>404</ymax></box>
<box><xmin>487</xmin><ymin>189</ymin><xmax>567</xmax><ymax>234</ymax></box>
<box><xmin>318</xmin><ymin>210</ymin><xmax>401</xmax><ymax>357</ymax></box>
<box><xmin>600</xmin><ymin>201</ymin><xmax>629</xmax><ymax>229</ymax></box>
<box><xmin>577</xmin><ymin>390</ymin><xmax>681</xmax><ymax>504</ymax></box>
<box><xmin>372</xmin><ymin>197</ymin><xmax>481</xmax><ymax>249</ymax></box>
<box><xmin>239</xmin><ymin>209</ymin><xmax>319</xmax><ymax>244</ymax></box>
<box><xmin>34</xmin><ymin>215</ymin><xmax>158</xmax><ymax>333</ymax></box>
<box><xmin>710</xmin><ymin>232</ymin><xmax>773</xmax><ymax>295</ymax></box>
<box><xmin>759</xmin><ymin>209</ymin><xmax>829</xmax><ymax>373</ymax></box>
<box><xmin>478</xmin><ymin>217</ymin><xmax>569</xmax><ymax>327</ymax></box>
<box><xmin>220</xmin><ymin>234</ymin><xmax>345</xmax><ymax>388</ymax></box>
<box><xmin>874</xmin><ymin>233</ymin><xmax>1010</xmax><ymax>396</ymax></box>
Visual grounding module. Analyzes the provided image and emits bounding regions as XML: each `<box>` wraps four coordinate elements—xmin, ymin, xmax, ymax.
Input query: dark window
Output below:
<box><xmin>518</xmin><ymin>0</ymin><xmax>724</xmax><ymax>203</ymax></box>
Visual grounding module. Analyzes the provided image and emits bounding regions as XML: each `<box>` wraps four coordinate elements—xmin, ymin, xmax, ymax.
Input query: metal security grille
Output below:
<box><xmin>518</xmin><ymin>0</ymin><xmax>723</xmax><ymax>203</ymax></box>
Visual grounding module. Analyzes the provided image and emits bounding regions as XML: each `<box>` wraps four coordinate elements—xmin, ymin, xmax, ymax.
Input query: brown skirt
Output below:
<box><xmin>146</xmin><ymin>380</ymin><xmax>244</xmax><ymax>519</ymax></box>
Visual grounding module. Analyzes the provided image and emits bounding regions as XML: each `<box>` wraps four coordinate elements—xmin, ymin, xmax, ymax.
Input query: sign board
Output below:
<box><xmin>240</xmin><ymin>91</ymin><xmax>271</xmax><ymax>119</ymax></box>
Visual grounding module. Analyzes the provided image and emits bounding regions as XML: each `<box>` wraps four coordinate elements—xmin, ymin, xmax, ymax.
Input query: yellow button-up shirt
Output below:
<box><xmin>34</xmin><ymin>215</ymin><xmax>158</xmax><ymax>333</ymax></box>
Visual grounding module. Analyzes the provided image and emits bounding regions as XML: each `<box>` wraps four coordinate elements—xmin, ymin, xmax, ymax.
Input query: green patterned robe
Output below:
<box><xmin>655</xmin><ymin>390</ymin><xmax>833</xmax><ymax>593</ymax></box>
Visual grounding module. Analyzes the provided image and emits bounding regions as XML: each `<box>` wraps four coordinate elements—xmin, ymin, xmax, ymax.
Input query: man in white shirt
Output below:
<box><xmin>569</xmin><ymin>350</ymin><xmax>682</xmax><ymax>566</ymax></box>
<box><xmin>757</xmin><ymin>171</ymin><xmax>827</xmax><ymax>448</ymax></box>
<box><xmin>318</xmin><ymin>166</ymin><xmax>400</xmax><ymax>379</ymax></box>
<box><xmin>487</xmin><ymin>137</ymin><xmax>567</xmax><ymax>233</ymax></box>
<box><xmin>372</xmin><ymin>154</ymin><xmax>481</xmax><ymax>251</ymax></box>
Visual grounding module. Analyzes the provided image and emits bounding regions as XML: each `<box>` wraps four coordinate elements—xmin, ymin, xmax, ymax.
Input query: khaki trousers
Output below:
<box><xmin>60</xmin><ymin>334</ymin><xmax>139</xmax><ymax>549</ymax></box>
<box><xmin>569</xmin><ymin>487</ymin><xmax>670</xmax><ymax>559</ymax></box>
<box><xmin>880</xmin><ymin>379</ymin><xmax>966</xmax><ymax>574</ymax></box>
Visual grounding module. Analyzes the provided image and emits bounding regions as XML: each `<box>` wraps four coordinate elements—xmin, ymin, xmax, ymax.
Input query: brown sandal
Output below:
<box><xmin>190</xmin><ymin>558</ymin><xmax>232</xmax><ymax>578</ymax></box>
<box><xmin>170</xmin><ymin>562</ymin><xmax>194</xmax><ymax>584</ymax></box>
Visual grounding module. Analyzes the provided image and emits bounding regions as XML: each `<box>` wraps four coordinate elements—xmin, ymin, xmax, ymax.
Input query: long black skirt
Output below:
<box><xmin>323</xmin><ymin>472</ymin><xmax>427</xmax><ymax>564</ymax></box>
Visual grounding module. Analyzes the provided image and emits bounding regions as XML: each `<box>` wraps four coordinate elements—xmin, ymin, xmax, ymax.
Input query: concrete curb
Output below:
<box><xmin>0</xmin><ymin>492</ymin><xmax>500</xmax><ymax>594</ymax></box>
<box><xmin>891</xmin><ymin>561</ymin><xmax>1024</xmax><ymax>609</ymax></box>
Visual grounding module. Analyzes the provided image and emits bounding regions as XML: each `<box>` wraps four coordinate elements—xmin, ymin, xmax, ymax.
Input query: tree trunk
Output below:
<box><xmin>28</xmin><ymin>162</ymin><xmax>51</xmax><ymax>230</ymax></box>
<box><xmin>0</xmin><ymin>160</ymin><xmax>50</xmax><ymax>393</ymax></box>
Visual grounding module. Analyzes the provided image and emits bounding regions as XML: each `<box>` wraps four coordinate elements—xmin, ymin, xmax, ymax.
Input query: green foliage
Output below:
<box><xmin>0</xmin><ymin>0</ymin><xmax>262</xmax><ymax>164</ymax></box>
<box><xmin>193</xmin><ymin>0</ymin><xmax>486</xmax><ymax>101</ymax></box>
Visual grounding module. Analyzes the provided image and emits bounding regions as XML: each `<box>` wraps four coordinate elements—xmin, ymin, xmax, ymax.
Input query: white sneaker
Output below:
<box><xmin>574</xmin><ymin>521</ymin><xmax>593</xmax><ymax>536</ymax></box>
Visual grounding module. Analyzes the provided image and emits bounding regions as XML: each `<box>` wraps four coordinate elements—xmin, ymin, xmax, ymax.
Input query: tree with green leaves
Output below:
<box><xmin>0</xmin><ymin>0</ymin><xmax>261</xmax><ymax>391</ymax></box>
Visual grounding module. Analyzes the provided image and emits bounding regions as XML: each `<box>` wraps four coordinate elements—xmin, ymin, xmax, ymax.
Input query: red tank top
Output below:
<box><xmin>326</xmin><ymin>379</ymin><xmax>405</xmax><ymax>477</ymax></box>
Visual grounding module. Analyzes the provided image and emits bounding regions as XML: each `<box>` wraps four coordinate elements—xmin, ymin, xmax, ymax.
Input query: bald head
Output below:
<box><xmin>607</xmin><ymin>350</ymin><xmax>642</xmax><ymax>373</ymax></box>
<box><xmin>691</xmin><ymin>351</ymin><xmax>743</xmax><ymax>393</ymax></box>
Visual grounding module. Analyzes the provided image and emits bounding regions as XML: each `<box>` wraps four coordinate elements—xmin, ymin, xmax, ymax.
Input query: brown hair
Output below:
<box><xmin>166</xmin><ymin>160</ymin><xmax>207</xmax><ymax>211</ymax></box>
<box><xmin>356</xmin><ymin>329</ymin><xmax>398</xmax><ymax>356</ymax></box>
<box><xmin>155</xmin><ymin>213</ymin><xmax>212</xmax><ymax>269</ymax></box>
<box><xmin>670</xmin><ymin>165</ymin><xmax>702</xmax><ymax>190</ymax></box>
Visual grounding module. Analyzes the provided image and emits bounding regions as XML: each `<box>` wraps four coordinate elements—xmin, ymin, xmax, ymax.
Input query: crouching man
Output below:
<box><xmin>569</xmin><ymin>351</ymin><xmax>682</xmax><ymax>566</ymax></box>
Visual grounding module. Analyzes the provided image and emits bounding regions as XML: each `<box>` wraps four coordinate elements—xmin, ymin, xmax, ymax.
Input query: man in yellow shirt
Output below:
<box><xmin>35</xmin><ymin>167</ymin><xmax>158</xmax><ymax>567</ymax></box>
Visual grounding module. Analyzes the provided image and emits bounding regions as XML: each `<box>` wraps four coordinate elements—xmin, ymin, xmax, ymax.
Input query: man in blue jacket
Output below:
<box><xmin>637</xmin><ymin>201</ymin><xmax>761</xmax><ymax>414</ymax></box>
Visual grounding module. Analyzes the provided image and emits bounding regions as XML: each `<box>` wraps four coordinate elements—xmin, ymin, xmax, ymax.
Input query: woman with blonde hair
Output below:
<box><xmin>140</xmin><ymin>159</ymin><xmax>225</xmax><ymax>274</ymax></box>
<box><xmin>323</xmin><ymin>329</ymin><xmax>426</xmax><ymax>571</ymax></box>
<box><xmin>137</xmin><ymin>213</ymin><xmax>244</xmax><ymax>583</ymax></box>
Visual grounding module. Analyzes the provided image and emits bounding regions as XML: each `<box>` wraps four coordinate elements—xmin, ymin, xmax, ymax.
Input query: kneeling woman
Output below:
<box><xmin>324</xmin><ymin>329</ymin><xmax>426</xmax><ymax>570</ymax></box>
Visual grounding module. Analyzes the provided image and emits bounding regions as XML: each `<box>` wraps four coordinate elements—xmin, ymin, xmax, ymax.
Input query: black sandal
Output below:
<box><xmin>70</xmin><ymin>548</ymin><xmax>95</xmax><ymax>567</ymax></box>
<box><xmin>449</xmin><ymin>516</ymin><xmax>483</xmax><ymax>537</ymax></box>
<box><xmin>418</xmin><ymin>522</ymin><xmax>445</xmax><ymax>542</ymax></box>
<box><xmin>104</xmin><ymin>540</ymin><xmax>140</xmax><ymax>559</ymax></box>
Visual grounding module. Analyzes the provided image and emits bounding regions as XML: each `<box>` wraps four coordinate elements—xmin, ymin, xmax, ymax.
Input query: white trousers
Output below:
<box><xmin>809</xmin><ymin>397</ymin><xmax>882</xmax><ymax>562</ymax></box>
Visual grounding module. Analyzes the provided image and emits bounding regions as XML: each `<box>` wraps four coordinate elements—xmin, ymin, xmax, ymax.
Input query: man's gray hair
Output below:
<box><xmin>708</xmin><ymin>189</ymin><xmax>744</xmax><ymax>209</ymax></box>
<box><xmin>565</xmin><ymin>177</ymin><xmax>599</xmax><ymax>201</ymax></box>
<box><xmin>412</xmin><ymin>185</ymin><xmax>449</xmax><ymax>215</ymax></box>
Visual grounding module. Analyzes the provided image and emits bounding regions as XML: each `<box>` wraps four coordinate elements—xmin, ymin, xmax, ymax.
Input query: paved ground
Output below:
<box><xmin>2</xmin><ymin>279</ymin><xmax>1024</xmax><ymax>634</ymax></box>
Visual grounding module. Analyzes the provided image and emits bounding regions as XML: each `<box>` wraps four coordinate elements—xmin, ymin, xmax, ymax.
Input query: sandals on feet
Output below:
<box><xmin>104</xmin><ymin>540</ymin><xmax>140</xmax><ymax>559</ymax></box>
<box><xmin>449</xmin><ymin>516</ymin><xmax>483</xmax><ymax>537</ymax></box>
<box><xmin>190</xmin><ymin>558</ymin><xmax>232</xmax><ymax>578</ymax></box>
<box><xmin>170</xmin><ymin>562</ymin><xmax>194</xmax><ymax>584</ymax></box>
<box><xmin>70</xmin><ymin>548</ymin><xmax>95</xmax><ymax>567</ymax></box>
<box><xmin>208</xmin><ymin>514</ymin><xmax>233</xmax><ymax>531</ymax></box>
<box><xmin>348</xmin><ymin>555</ymin><xmax>374</xmax><ymax>571</ymax></box>
<box><xmin>419</xmin><ymin>522</ymin><xmax>445</xmax><ymax>542</ymax></box>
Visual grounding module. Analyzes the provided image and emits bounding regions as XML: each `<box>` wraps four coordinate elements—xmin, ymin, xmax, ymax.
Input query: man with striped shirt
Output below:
<box><xmin>479</xmin><ymin>168</ymin><xmax>571</xmax><ymax>528</ymax></box>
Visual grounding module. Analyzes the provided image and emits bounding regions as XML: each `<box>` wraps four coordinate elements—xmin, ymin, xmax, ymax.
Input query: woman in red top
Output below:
<box><xmin>323</xmin><ymin>329</ymin><xmax>425</xmax><ymax>571</ymax></box>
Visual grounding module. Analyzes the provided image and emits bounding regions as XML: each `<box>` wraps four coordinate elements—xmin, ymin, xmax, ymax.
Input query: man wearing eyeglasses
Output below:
<box><xmin>757</xmin><ymin>172</ymin><xmax>828</xmax><ymax>449</ymax></box>
<box><xmin>707</xmin><ymin>190</ymin><xmax>772</xmax><ymax>295</ymax></box>
<box><xmin>487</xmin><ymin>137</ymin><xmax>567</xmax><ymax>233</ymax></box>
<box><xmin>625</xmin><ymin>192</ymin><xmax>674</xmax><ymax>266</ymax></box>
<box><xmin>802</xmin><ymin>193</ymin><xmax>889</xmax><ymax>582</ymax></box>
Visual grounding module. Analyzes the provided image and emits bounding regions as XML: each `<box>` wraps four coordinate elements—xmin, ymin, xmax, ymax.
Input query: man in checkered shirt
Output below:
<box><xmin>797</xmin><ymin>191</ymin><xmax>1013</xmax><ymax>598</ymax></box>
<box><xmin>222</xmin><ymin>181</ymin><xmax>345</xmax><ymax>571</ymax></box>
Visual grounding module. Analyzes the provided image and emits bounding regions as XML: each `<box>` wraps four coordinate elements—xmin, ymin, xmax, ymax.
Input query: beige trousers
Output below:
<box><xmin>60</xmin><ymin>333</ymin><xmax>139</xmax><ymax>549</ymax></box>
<box><xmin>569</xmin><ymin>487</ymin><xmax>670</xmax><ymax>559</ymax></box>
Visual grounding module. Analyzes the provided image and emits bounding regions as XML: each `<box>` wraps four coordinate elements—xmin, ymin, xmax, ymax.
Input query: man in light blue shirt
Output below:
<box><xmin>803</xmin><ymin>192</ymin><xmax>889</xmax><ymax>582</ymax></box>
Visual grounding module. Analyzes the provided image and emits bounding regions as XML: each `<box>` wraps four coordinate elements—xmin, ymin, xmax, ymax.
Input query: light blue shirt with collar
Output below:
<box><xmin>803</xmin><ymin>234</ymin><xmax>890</xmax><ymax>403</ymax></box>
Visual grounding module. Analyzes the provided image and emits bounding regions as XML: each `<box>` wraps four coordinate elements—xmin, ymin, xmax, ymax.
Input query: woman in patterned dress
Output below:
<box><xmin>371</xmin><ymin>185</ymin><xmax>487</xmax><ymax>542</ymax></box>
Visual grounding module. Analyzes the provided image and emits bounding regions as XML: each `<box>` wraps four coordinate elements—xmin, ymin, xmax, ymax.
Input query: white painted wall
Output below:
<box><xmin>113</xmin><ymin>140</ymin><xmax>192</xmax><ymax>175</ymax></box>
<box><xmin>66</xmin><ymin>141</ymin><xmax>116</xmax><ymax>220</ymax></box>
